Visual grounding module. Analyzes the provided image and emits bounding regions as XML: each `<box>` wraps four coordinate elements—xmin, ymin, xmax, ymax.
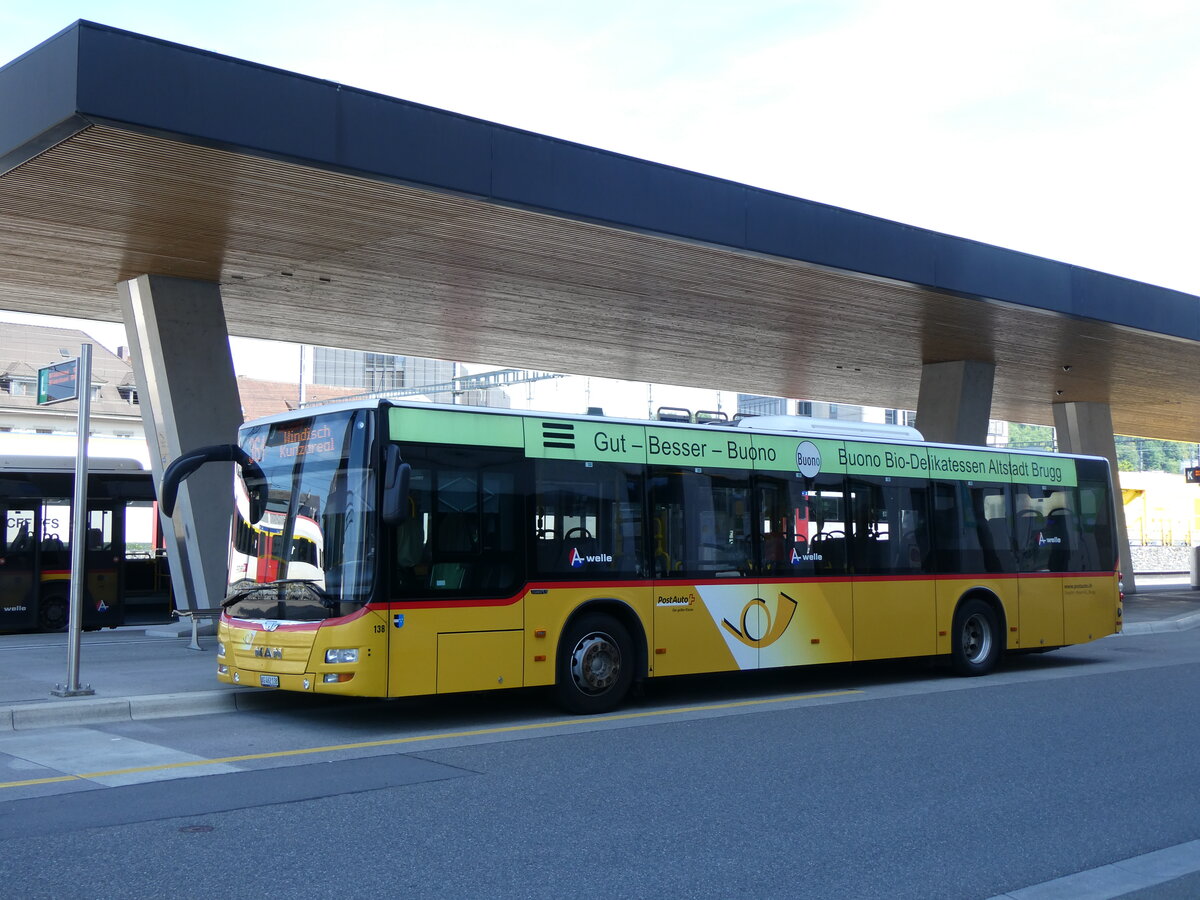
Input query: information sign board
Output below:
<box><xmin>37</xmin><ymin>358</ymin><xmax>79</xmax><ymax>405</ymax></box>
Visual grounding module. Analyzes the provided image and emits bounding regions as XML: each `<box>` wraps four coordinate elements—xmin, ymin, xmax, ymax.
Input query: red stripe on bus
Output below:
<box><xmin>225</xmin><ymin>604</ymin><xmax>373</xmax><ymax>632</ymax></box>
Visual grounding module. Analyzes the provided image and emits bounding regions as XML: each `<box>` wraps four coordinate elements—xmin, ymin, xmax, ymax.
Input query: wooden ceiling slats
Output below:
<box><xmin>0</xmin><ymin>125</ymin><xmax>1195</xmax><ymax>440</ymax></box>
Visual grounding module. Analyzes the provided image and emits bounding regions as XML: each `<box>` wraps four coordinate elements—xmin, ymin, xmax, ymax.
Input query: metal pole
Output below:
<box><xmin>52</xmin><ymin>343</ymin><xmax>95</xmax><ymax>697</ymax></box>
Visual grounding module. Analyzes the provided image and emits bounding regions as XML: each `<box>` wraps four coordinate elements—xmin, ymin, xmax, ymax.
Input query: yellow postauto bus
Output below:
<box><xmin>162</xmin><ymin>400</ymin><xmax>1121</xmax><ymax>713</ymax></box>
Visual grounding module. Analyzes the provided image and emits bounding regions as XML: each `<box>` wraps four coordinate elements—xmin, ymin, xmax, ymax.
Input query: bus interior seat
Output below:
<box><xmin>436</xmin><ymin>513</ymin><xmax>477</xmax><ymax>553</ymax></box>
<box><xmin>429</xmin><ymin>562</ymin><xmax>468</xmax><ymax>590</ymax></box>
<box><xmin>1044</xmin><ymin>508</ymin><xmax>1076</xmax><ymax>569</ymax></box>
<box><xmin>536</xmin><ymin>538</ymin><xmax>564</xmax><ymax>572</ymax></box>
<box><xmin>811</xmin><ymin>533</ymin><xmax>846</xmax><ymax>573</ymax></box>
<box><xmin>1014</xmin><ymin>508</ymin><xmax>1049</xmax><ymax>569</ymax></box>
<box><xmin>985</xmin><ymin>518</ymin><xmax>1016</xmax><ymax>572</ymax></box>
<box><xmin>1014</xmin><ymin>508</ymin><xmax>1043</xmax><ymax>544</ymax></box>
<box><xmin>945</xmin><ymin>518</ymin><xmax>981</xmax><ymax>572</ymax></box>
<box><xmin>893</xmin><ymin>532</ymin><xmax>926</xmax><ymax>572</ymax></box>
<box><xmin>852</xmin><ymin>535</ymin><xmax>887</xmax><ymax>573</ymax></box>
<box><xmin>476</xmin><ymin>562</ymin><xmax>514</xmax><ymax>592</ymax></box>
<box><xmin>394</xmin><ymin>518</ymin><xmax>425</xmax><ymax>567</ymax></box>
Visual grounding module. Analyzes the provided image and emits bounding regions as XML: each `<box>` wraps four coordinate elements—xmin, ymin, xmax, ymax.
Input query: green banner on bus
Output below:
<box><xmin>390</xmin><ymin>407</ymin><xmax>524</xmax><ymax>448</ymax></box>
<box><xmin>389</xmin><ymin>407</ymin><xmax>1077</xmax><ymax>486</ymax></box>
<box><xmin>836</xmin><ymin>442</ymin><xmax>1076</xmax><ymax>486</ymax></box>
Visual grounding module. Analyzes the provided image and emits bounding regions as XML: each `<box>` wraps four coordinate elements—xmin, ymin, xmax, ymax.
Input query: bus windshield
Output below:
<box><xmin>226</xmin><ymin>408</ymin><xmax>376</xmax><ymax>619</ymax></box>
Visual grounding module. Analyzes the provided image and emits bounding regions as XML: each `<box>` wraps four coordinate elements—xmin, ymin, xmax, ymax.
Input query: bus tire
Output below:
<box><xmin>39</xmin><ymin>590</ymin><xmax>68</xmax><ymax>633</ymax></box>
<box><xmin>951</xmin><ymin>598</ymin><xmax>1001</xmax><ymax>676</ymax></box>
<box><xmin>555</xmin><ymin>613</ymin><xmax>634</xmax><ymax>715</ymax></box>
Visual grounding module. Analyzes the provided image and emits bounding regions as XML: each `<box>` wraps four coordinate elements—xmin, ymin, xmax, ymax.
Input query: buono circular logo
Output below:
<box><xmin>796</xmin><ymin>440</ymin><xmax>821</xmax><ymax>478</ymax></box>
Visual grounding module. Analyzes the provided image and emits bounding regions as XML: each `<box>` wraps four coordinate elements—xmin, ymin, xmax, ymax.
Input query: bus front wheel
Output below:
<box><xmin>39</xmin><ymin>591</ymin><xmax>68</xmax><ymax>633</ymax></box>
<box><xmin>555</xmin><ymin>614</ymin><xmax>634</xmax><ymax>715</ymax></box>
<box><xmin>951</xmin><ymin>598</ymin><xmax>1001</xmax><ymax>676</ymax></box>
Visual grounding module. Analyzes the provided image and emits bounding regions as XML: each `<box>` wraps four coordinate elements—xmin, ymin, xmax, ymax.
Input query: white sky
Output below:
<box><xmin>2</xmin><ymin>1</ymin><xmax>1198</xmax><ymax>414</ymax></box>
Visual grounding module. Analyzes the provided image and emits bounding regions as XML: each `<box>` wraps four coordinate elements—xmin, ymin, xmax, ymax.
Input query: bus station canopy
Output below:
<box><xmin>1</xmin><ymin>21</ymin><xmax>1198</xmax><ymax>441</ymax></box>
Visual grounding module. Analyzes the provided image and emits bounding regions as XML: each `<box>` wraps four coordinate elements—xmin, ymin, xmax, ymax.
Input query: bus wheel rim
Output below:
<box><xmin>570</xmin><ymin>631</ymin><xmax>620</xmax><ymax>695</ymax></box>
<box><xmin>42</xmin><ymin>597</ymin><xmax>67</xmax><ymax>630</ymax></box>
<box><xmin>962</xmin><ymin>613</ymin><xmax>991</xmax><ymax>663</ymax></box>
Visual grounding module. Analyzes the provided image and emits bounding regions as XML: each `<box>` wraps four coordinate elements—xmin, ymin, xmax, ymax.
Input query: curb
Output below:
<box><xmin>4</xmin><ymin>609</ymin><xmax>1197</xmax><ymax>732</ymax></box>
<box><xmin>0</xmin><ymin>687</ymin><xmax>334</xmax><ymax>733</ymax></box>
<box><xmin>1120</xmin><ymin>613</ymin><xmax>1200</xmax><ymax>635</ymax></box>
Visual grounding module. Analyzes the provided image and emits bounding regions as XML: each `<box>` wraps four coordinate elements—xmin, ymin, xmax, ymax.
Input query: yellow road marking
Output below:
<box><xmin>0</xmin><ymin>689</ymin><xmax>862</xmax><ymax>790</ymax></box>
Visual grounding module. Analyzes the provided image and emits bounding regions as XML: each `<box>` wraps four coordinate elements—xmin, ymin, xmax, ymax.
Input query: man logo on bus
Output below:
<box><xmin>721</xmin><ymin>592</ymin><xmax>799</xmax><ymax>648</ymax></box>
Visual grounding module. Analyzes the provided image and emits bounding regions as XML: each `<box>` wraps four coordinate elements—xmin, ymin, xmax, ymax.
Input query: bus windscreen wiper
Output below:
<box><xmin>222</xmin><ymin>579</ymin><xmax>336</xmax><ymax>609</ymax></box>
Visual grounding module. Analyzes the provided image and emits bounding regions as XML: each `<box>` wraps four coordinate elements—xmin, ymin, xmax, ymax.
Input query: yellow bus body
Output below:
<box><xmin>216</xmin><ymin>571</ymin><xmax>1120</xmax><ymax>699</ymax></box>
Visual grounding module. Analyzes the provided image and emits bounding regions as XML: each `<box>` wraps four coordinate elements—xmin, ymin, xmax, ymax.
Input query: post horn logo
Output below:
<box><xmin>721</xmin><ymin>592</ymin><xmax>798</xmax><ymax>648</ymax></box>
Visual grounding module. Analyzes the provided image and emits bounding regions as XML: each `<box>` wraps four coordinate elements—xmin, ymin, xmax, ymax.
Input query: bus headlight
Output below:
<box><xmin>324</xmin><ymin>648</ymin><xmax>359</xmax><ymax>664</ymax></box>
<box><xmin>217</xmin><ymin>642</ymin><xmax>226</xmax><ymax>658</ymax></box>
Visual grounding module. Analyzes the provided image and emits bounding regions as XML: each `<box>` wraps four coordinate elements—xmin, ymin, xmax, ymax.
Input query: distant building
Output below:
<box><xmin>0</xmin><ymin>323</ymin><xmax>374</xmax><ymax>462</ymax></box>
<box><xmin>0</xmin><ymin>322</ymin><xmax>143</xmax><ymax>444</ymax></box>
<box><xmin>311</xmin><ymin>347</ymin><xmax>456</xmax><ymax>401</ymax></box>
<box><xmin>237</xmin><ymin>377</ymin><xmax>359</xmax><ymax>421</ymax></box>
<box><xmin>736</xmin><ymin>392</ymin><xmax>1007</xmax><ymax>444</ymax></box>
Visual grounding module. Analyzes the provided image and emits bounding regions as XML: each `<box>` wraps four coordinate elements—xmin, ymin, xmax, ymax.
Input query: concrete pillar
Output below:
<box><xmin>118</xmin><ymin>275</ymin><xmax>242</xmax><ymax>612</ymax></box>
<box><xmin>1053</xmin><ymin>401</ymin><xmax>1136</xmax><ymax>593</ymax></box>
<box><xmin>915</xmin><ymin>360</ymin><xmax>995</xmax><ymax>446</ymax></box>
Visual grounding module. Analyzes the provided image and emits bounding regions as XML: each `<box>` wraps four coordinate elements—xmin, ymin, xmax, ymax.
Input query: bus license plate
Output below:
<box><xmin>260</xmin><ymin>675</ymin><xmax>280</xmax><ymax>688</ymax></box>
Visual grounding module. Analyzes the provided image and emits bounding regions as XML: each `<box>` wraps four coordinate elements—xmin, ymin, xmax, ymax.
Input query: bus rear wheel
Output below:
<box><xmin>555</xmin><ymin>614</ymin><xmax>634</xmax><ymax>715</ymax></box>
<box><xmin>39</xmin><ymin>591</ymin><xmax>68</xmax><ymax>633</ymax></box>
<box><xmin>951</xmin><ymin>598</ymin><xmax>1001</xmax><ymax>676</ymax></box>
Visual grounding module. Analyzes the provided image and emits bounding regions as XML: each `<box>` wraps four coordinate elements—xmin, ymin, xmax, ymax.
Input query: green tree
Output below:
<box><xmin>1114</xmin><ymin>437</ymin><xmax>1197</xmax><ymax>473</ymax></box>
<box><xmin>1004</xmin><ymin>426</ymin><xmax>1196</xmax><ymax>474</ymax></box>
<box><xmin>1006</xmin><ymin>423</ymin><xmax>1055</xmax><ymax>451</ymax></box>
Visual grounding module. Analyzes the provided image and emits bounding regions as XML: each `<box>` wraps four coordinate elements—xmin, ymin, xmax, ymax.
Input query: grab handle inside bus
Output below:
<box><xmin>161</xmin><ymin>444</ymin><xmax>267</xmax><ymax>524</ymax></box>
<box><xmin>381</xmin><ymin>444</ymin><xmax>412</xmax><ymax>525</ymax></box>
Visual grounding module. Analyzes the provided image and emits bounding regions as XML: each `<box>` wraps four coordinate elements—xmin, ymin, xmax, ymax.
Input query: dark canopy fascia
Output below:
<box><xmin>2</xmin><ymin>20</ymin><xmax>1195</xmax><ymax>343</ymax></box>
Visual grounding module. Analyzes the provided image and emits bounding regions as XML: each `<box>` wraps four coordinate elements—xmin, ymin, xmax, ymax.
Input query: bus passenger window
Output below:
<box><xmin>388</xmin><ymin>447</ymin><xmax>523</xmax><ymax>598</ymax></box>
<box><xmin>1015</xmin><ymin>485</ymin><xmax>1054</xmax><ymax>572</ymax></box>
<box><xmin>649</xmin><ymin>468</ymin><xmax>751</xmax><ymax>579</ymax></box>
<box><xmin>805</xmin><ymin>479</ymin><xmax>849</xmax><ymax>576</ymax></box>
<box><xmin>930</xmin><ymin>481</ymin><xmax>1015</xmax><ymax>575</ymax></box>
<box><xmin>755</xmin><ymin>473</ymin><xmax>842</xmax><ymax>577</ymax></box>
<box><xmin>846</xmin><ymin>477</ymin><xmax>930</xmax><ymax>576</ymax></box>
<box><xmin>534</xmin><ymin>460</ymin><xmax>644</xmax><ymax>578</ymax></box>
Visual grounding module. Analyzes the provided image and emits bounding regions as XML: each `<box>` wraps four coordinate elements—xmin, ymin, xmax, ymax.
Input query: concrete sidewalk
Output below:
<box><xmin>1119</xmin><ymin>576</ymin><xmax>1200</xmax><ymax>633</ymax></box>
<box><xmin>1</xmin><ymin>579</ymin><xmax>1197</xmax><ymax>731</ymax></box>
<box><xmin>0</xmin><ymin>626</ymin><xmax>308</xmax><ymax>731</ymax></box>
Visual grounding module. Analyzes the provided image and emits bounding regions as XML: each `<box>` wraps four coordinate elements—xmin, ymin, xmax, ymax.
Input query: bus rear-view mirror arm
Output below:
<box><xmin>161</xmin><ymin>444</ymin><xmax>268</xmax><ymax>524</ymax></box>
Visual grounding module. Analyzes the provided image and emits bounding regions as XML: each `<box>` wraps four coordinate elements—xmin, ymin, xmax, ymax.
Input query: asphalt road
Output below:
<box><xmin>3</xmin><ymin>629</ymin><xmax>1200</xmax><ymax>899</ymax></box>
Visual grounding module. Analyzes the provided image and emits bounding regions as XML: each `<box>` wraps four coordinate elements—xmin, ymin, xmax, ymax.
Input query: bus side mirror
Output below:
<box><xmin>161</xmin><ymin>444</ymin><xmax>267</xmax><ymax>524</ymax></box>
<box><xmin>382</xmin><ymin>445</ymin><xmax>412</xmax><ymax>525</ymax></box>
<box><xmin>243</xmin><ymin>459</ymin><xmax>268</xmax><ymax>525</ymax></box>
